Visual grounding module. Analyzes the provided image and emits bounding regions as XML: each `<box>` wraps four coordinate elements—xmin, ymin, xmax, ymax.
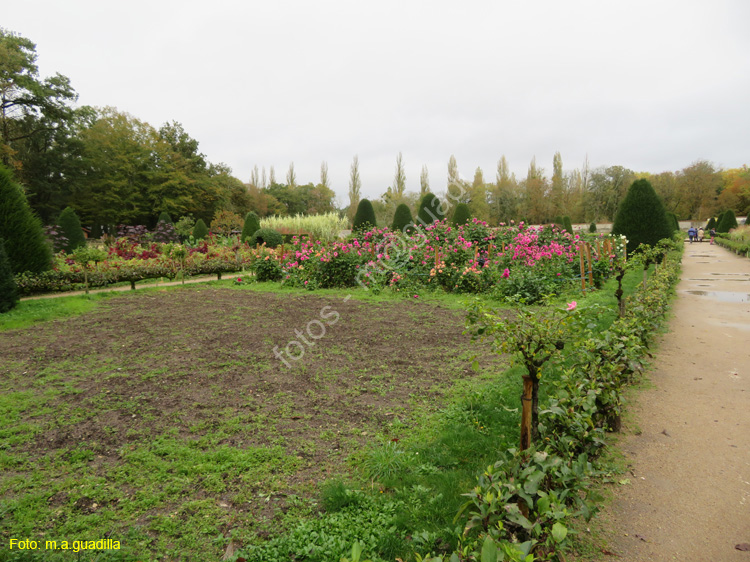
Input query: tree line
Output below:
<box><xmin>2</xmin><ymin>27</ymin><xmax>748</xmax><ymax>235</ymax></box>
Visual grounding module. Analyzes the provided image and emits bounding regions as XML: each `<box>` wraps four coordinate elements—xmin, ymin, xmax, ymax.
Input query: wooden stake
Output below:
<box><xmin>586</xmin><ymin>243</ymin><xmax>594</xmax><ymax>286</ymax></box>
<box><xmin>579</xmin><ymin>245</ymin><xmax>586</xmax><ymax>293</ymax></box>
<box><xmin>520</xmin><ymin>375</ymin><xmax>533</xmax><ymax>451</ymax></box>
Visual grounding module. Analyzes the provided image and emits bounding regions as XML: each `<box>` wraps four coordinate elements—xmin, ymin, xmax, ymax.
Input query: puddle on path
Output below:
<box><xmin>684</xmin><ymin>290</ymin><xmax>750</xmax><ymax>303</ymax></box>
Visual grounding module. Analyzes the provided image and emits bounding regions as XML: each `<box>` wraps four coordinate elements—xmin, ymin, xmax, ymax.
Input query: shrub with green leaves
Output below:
<box><xmin>250</xmin><ymin>227</ymin><xmax>283</xmax><ymax>248</ymax></box>
<box><xmin>57</xmin><ymin>207</ymin><xmax>87</xmax><ymax>253</ymax></box>
<box><xmin>612</xmin><ymin>179</ymin><xmax>673</xmax><ymax>254</ymax></box>
<box><xmin>157</xmin><ymin>211</ymin><xmax>173</xmax><ymax>224</ymax></box>
<box><xmin>391</xmin><ymin>203</ymin><xmax>414</xmax><ymax>233</ymax></box>
<box><xmin>706</xmin><ymin>216</ymin><xmax>716</xmax><ymax>230</ymax></box>
<box><xmin>451</xmin><ymin>203</ymin><xmax>471</xmax><ymax>226</ymax></box>
<box><xmin>241</xmin><ymin>211</ymin><xmax>261</xmax><ymax>243</ymax></box>
<box><xmin>588</xmin><ymin>222</ymin><xmax>597</xmax><ymax>233</ymax></box>
<box><xmin>352</xmin><ymin>199</ymin><xmax>377</xmax><ymax>232</ymax></box>
<box><xmin>717</xmin><ymin>209</ymin><xmax>738</xmax><ymax>233</ymax></box>
<box><xmin>192</xmin><ymin>218</ymin><xmax>209</xmax><ymax>240</ymax></box>
<box><xmin>252</xmin><ymin>252</ymin><xmax>283</xmax><ymax>282</ymax></box>
<box><xmin>0</xmin><ymin>163</ymin><xmax>53</xmax><ymax>274</ymax></box>
<box><xmin>0</xmin><ymin>238</ymin><xmax>19</xmax><ymax>313</ymax></box>
<box><xmin>416</xmin><ymin>193</ymin><xmax>443</xmax><ymax>227</ymax></box>
<box><xmin>665</xmin><ymin>211</ymin><xmax>680</xmax><ymax>233</ymax></box>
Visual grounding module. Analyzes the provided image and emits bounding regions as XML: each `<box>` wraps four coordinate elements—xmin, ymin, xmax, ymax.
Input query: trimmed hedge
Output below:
<box><xmin>0</xmin><ymin>238</ymin><xmax>19</xmax><ymax>313</ymax></box>
<box><xmin>0</xmin><ymin>163</ymin><xmax>53</xmax><ymax>274</ymax></box>
<box><xmin>417</xmin><ymin>193</ymin><xmax>442</xmax><ymax>227</ymax></box>
<box><xmin>250</xmin><ymin>228</ymin><xmax>283</xmax><ymax>249</ymax></box>
<box><xmin>451</xmin><ymin>203</ymin><xmax>471</xmax><ymax>226</ymax></box>
<box><xmin>612</xmin><ymin>179</ymin><xmax>672</xmax><ymax>254</ymax></box>
<box><xmin>57</xmin><ymin>207</ymin><xmax>87</xmax><ymax>253</ymax></box>
<box><xmin>241</xmin><ymin>212</ymin><xmax>261</xmax><ymax>243</ymax></box>
<box><xmin>352</xmin><ymin>199</ymin><xmax>377</xmax><ymax>232</ymax></box>
<box><xmin>391</xmin><ymin>203</ymin><xmax>413</xmax><ymax>233</ymax></box>
<box><xmin>193</xmin><ymin>219</ymin><xmax>209</xmax><ymax>240</ymax></box>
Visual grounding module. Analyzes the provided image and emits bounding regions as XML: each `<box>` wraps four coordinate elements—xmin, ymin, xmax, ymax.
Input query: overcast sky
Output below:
<box><xmin>5</xmin><ymin>0</ymin><xmax>750</xmax><ymax>204</ymax></box>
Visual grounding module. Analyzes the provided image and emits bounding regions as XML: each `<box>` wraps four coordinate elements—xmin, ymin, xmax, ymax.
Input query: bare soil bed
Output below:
<box><xmin>0</xmin><ymin>286</ymin><xmax>501</xmax><ymax>558</ymax></box>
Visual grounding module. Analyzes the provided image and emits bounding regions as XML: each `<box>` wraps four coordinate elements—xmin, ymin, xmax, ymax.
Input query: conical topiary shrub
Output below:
<box><xmin>417</xmin><ymin>193</ymin><xmax>443</xmax><ymax>227</ymax></box>
<box><xmin>0</xmin><ymin>164</ymin><xmax>52</xmax><ymax>274</ymax></box>
<box><xmin>241</xmin><ymin>211</ymin><xmax>261</xmax><ymax>243</ymax></box>
<box><xmin>157</xmin><ymin>211</ymin><xmax>173</xmax><ymax>225</ymax></box>
<box><xmin>451</xmin><ymin>203</ymin><xmax>472</xmax><ymax>226</ymax></box>
<box><xmin>352</xmin><ymin>199</ymin><xmax>376</xmax><ymax>232</ymax></box>
<box><xmin>0</xmin><ymin>238</ymin><xmax>19</xmax><ymax>313</ymax></box>
<box><xmin>665</xmin><ymin>211</ymin><xmax>680</xmax><ymax>233</ymax></box>
<box><xmin>391</xmin><ymin>203</ymin><xmax>414</xmax><ymax>233</ymax></box>
<box><xmin>57</xmin><ymin>207</ymin><xmax>87</xmax><ymax>253</ymax></box>
<box><xmin>716</xmin><ymin>209</ymin><xmax>738</xmax><ymax>233</ymax></box>
<box><xmin>612</xmin><ymin>179</ymin><xmax>673</xmax><ymax>254</ymax></box>
<box><xmin>193</xmin><ymin>218</ymin><xmax>209</xmax><ymax>240</ymax></box>
<box><xmin>561</xmin><ymin>215</ymin><xmax>573</xmax><ymax>234</ymax></box>
<box><xmin>706</xmin><ymin>217</ymin><xmax>716</xmax><ymax>230</ymax></box>
<box><xmin>589</xmin><ymin>222</ymin><xmax>597</xmax><ymax>233</ymax></box>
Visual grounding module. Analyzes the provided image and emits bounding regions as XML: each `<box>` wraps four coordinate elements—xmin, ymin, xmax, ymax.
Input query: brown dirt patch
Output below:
<box><xmin>0</xmin><ymin>286</ymin><xmax>501</xmax><ymax>547</ymax></box>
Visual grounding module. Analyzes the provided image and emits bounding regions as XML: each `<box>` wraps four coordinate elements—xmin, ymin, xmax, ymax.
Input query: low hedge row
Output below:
<box><xmin>713</xmin><ymin>235</ymin><xmax>750</xmax><ymax>257</ymax></box>
<box><xmin>410</xmin><ymin>250</ymin><xmax>683</xmax><ymax>561</ymax></box>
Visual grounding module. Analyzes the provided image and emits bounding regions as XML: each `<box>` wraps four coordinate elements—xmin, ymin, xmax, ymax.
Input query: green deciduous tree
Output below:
<box><xmin>612</xmin><ymin>179</ymin><xmax>672</xmax><ymax>254</ymax></box>
<box><xmin>0</xmin><ymin>163</ymin><xmax>52</xmax><ymax>273</ymax></box>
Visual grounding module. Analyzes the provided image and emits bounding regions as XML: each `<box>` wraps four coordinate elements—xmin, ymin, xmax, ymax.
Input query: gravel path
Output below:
<box><xmin>592</xmin><ymin>241</ymin><xmax>750</xmax><ymax>561</ymax></box>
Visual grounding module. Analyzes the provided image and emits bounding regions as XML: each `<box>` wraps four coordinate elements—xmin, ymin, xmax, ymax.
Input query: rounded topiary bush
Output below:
<box><xmin>192</xmin><ymin>218</ymin><xmax>209</xmax><ymax>240</ymax></box>
<box><xmin>417</xmin><ymin>193</ymin><xmax>443</xmax><ymax>227</ymax></box>
<box><xmin>57</xmin><ymin>207</ymin><xmax>87</xmax><ymax>253</ymax></box>
<box><xmin>0</xmin><ymin>238</ymin><xmax>19</xmax><ymax>313</ymax></box>
<box><xmin>589</xmin><ymin>222</ymin><xmax>597</xmax><ymax>233</ymax></box>
<box><xmin>612</xmin><ymin>179</ymin><xmax>673</xmax><ymax>254</ymax></box>
<box><xmin>0</xmin><ymin>164</ymin><xmax>52</xmax><ymax>274</ymax></box>
<box><xmin>352</xmin><ymin>199</ymin><xmax>376</xmax><ymax>232</ymax></box>
<box><xmin>716</xmin><ymin>209</ymin><xmax>738</xmax><ymax>233</ymax></box>
<box><xmin>391</xmin><ymin>203</ymin><xmax>414</xmax><ymax>233</ymax></box>
<box><xmin>157</xmin><ymin>211</ymin><xmax>173</xmax><ymax>225</ymax></box>
<box><xmin>241</xmin><ymin>211</ymin><xmax>261</xmax><ymax>243</ymax></box>
<box><xmin>706</xmin><ymin>216</ymin><xmax>716</xmax><ymax>230</ymax></box>
<box><xmin>451</xmin><ymin>203</ymin><xmax>472</xmax><ymax>226</ymax></box>
<box><xmin>250</xmin><ymin>227</ymin><xmax>283</xmax><ymax>248</ymax></box>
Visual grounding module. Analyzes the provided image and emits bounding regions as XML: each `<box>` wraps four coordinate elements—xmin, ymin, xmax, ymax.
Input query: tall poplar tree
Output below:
<box><xmin>393</xmin><ymin>152</ymin><xmax>406</xmax><ymax>197</ymax></box>
<box><xmin>420</xmin><ymin>165</ymin><xmax>430</xmax><ymax>195</ymax></box>
<box><xmin>348</xmin><ymin>155</ymin><xmax>361</xmax><ymax>221</ymax></box>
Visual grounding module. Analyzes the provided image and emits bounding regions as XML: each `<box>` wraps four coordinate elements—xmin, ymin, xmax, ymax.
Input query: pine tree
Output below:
<box><xmin>193</xmin><ymin>218</ymin><xmax>209</xmax><ymax>240</ymax></box>
<box><xmin>352</xmin><ymin>199</ymin><xmax>376</xmax><ymax>232</ymax></box>
<box><xmin>0</xmin><ymin>164</ymin><xmax>52</xmax><ymax>274</ymax></box>
<box><xmin>57</xmin><ymin>207</ymin><xmax>87</xmax><ymax>253</ymax></box>
<box><xmin>0</xmin><ymin>238</ymin><xmax>19</xmax><ymax>313</ymax></box>
<box><xmin>241</xmin><ymin>211</ymin><xmax>261</xmax><ymax>243</ymax></box>
<box><xmin>612</xmin><ymin>179</ymin><xmax>672</xmax><ymax>254</ymax></box>
<box><xmin>716</xmin><ymin>209</ymin><xmax>738</xmax><ymax>233</ymax></box>
<box><xmin>417</xmin><ymin>193</ymin><xmax>442</xmax><ymax>227</ymax></box>
<box><xmin>451</xmin><ymin>203</ymin><xmax>472</xmax><ymax>225</ymax></box>
<box><xmin>391</xmin><ymin>203</ymin><xmax>414</xmax><ymax>232</ymax></box>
